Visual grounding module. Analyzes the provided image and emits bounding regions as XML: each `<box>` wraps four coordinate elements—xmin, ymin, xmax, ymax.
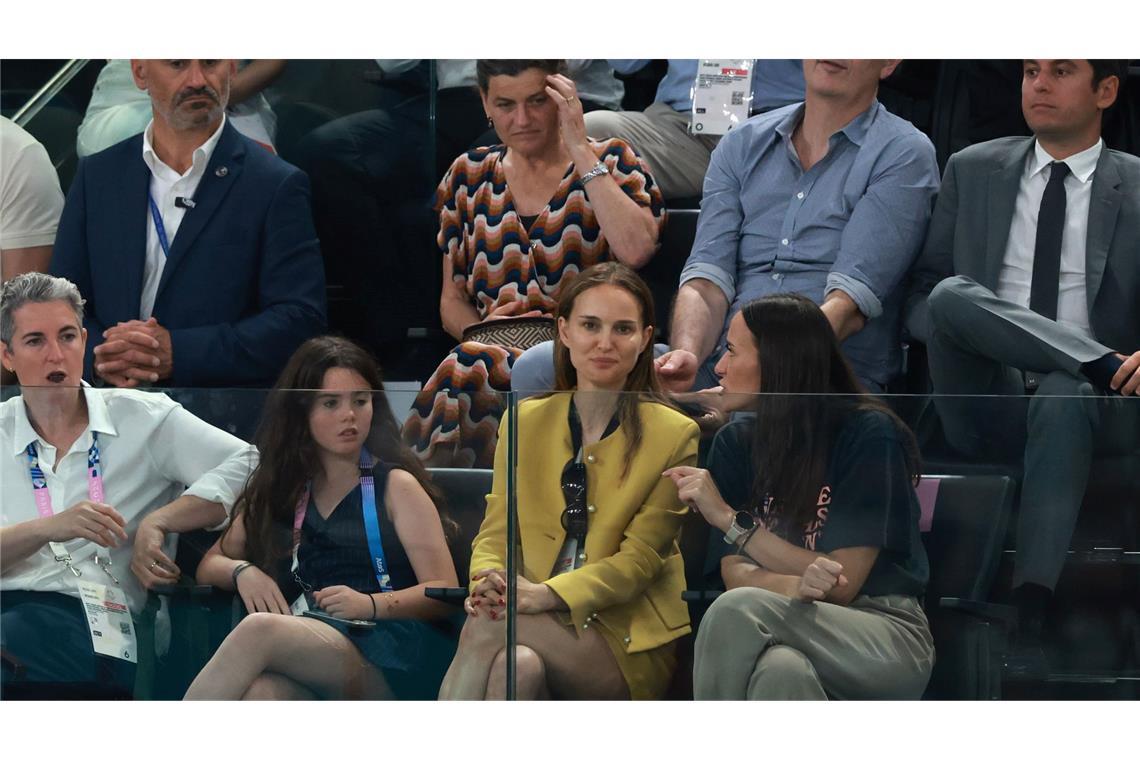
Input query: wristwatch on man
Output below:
<box><xmin>723</xmin><ymin>511</ymin><xmax>757</xmax><ymax>545</ymax></box>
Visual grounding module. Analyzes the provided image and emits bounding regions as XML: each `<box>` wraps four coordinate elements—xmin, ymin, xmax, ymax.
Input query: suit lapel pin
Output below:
<box><xmin>215</xmin><ymin>166</ymin><xmax>228</xmax><ymax>177</ymax></box>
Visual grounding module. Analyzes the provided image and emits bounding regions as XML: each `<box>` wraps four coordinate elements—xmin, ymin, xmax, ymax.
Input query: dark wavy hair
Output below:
<box><xmin>223</xmin><ymin>336</ymin><xmax>449</xmax><ymax>575</ymax></box>
<box><xmin>551</xmin><ymin>262</ymin><xmax>671</xmax><ymax>478</ymax></box>
<box><xmin>740</xmin><ymin>294</ymin><xmax>921</xmax><ymax>536</ymax></box>
<box><xmin>476</xmin><ymin>60</ymin><xmax>567</xmax><ymax>93</ymax></box>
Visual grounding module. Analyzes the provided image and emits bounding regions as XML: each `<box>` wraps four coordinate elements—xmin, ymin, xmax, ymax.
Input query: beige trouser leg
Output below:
<box><xmin>693</xmin><ymin>587</ymin><xmax>934</xmax><ymax>700</ymax></box>
<box><xmin>584</xmin><ymin>102</ymin><xmax>721</xmax><ymax>200</ymax></box>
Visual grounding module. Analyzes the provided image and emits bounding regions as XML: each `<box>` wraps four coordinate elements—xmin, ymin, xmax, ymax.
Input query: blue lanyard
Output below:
<box><xmin>292</xmin><ymin>449</ymin><xmax>392</xmax><ymax>592</ymax></box>
<box><xmin>148</xmin><ymin>194</ymin><xmax>172</xmax><ymax>258</ymax></box>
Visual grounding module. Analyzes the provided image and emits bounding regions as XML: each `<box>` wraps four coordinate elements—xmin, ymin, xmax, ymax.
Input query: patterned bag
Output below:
<box><xmin>461</xmin><ymin>316</ymin><xmax>556</xmax><ymax>350</ymax></box>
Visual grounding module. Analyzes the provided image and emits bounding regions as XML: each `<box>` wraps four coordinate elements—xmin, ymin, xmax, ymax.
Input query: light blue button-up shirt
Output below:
<box><xmin>608</xmin><ymin>60</ymin><xmax>804</xmax><ymax>113</ymax></box>
<box><xmin>679</xmin><ymin>100</ymin><xmax>940</xmax><ymax>387</ymax></box>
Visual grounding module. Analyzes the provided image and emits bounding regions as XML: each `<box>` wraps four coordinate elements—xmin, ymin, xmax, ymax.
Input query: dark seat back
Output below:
<box><xmin>640</xmin><ymin>208</ymin><xmax>699</xmax><ymax>342</ymax></box>
<box><xmin>427</xmin><ymin>467</ymin><xmax>493</xmax><ymax>582</ymax></box>
<box><xmin>921</xmin><ymin>474</ymin><xmax>1016</xmax><ymax>603</ymax></box>
<box><xmin>920</xmin><ymin>473</ymin><xmax>1016</xmax><ymax>699</ymax></box>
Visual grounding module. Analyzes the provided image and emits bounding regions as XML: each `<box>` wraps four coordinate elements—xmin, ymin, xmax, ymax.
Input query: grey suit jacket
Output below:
<box><xmin>906</xmin><ymin>136</ymin><xmax>1140</xmax><ymax>356</ymax></box>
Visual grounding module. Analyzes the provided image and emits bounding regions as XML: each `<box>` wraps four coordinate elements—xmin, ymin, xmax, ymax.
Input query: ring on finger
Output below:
<box><xmin>148</xmin><ymin>560</ymin><xmax>159</xmax><ymax>570</ymax></box>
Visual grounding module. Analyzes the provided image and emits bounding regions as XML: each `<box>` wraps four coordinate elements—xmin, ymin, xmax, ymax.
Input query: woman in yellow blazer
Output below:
<box><xmin>439</xmin><ymin>263</ymin><xmax>699</xmax><ymax>700</ymax></box>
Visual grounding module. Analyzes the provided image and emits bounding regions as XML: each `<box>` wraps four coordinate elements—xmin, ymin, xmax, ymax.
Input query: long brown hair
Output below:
<box><xmin>224</xmin><ymin>336</ymin><xmax>448</xmax><ymax>575</ymax></box>
<box><xmin>740</xmin><ymin>294</ymin><xmax>921</xmax><ymax>536</ymax></box>
<box><xmin>551</xmin><ymin>262</ymin><xmax>670</xmax><ymax>478</ymax></box>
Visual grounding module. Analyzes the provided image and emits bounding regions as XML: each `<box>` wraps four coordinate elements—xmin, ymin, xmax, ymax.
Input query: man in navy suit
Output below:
<box><xmin>51</xmin><ymin>59</ymin><xmax>326</xmax><ymax>389</ymax></box>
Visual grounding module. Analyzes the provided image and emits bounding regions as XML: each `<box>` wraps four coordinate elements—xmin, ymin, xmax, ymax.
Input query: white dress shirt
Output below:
<box><xmin>997</xmin><ymin>138</ymin><xmax>1102</xmax><ymax>338</ymax></box>
<box><xmin>1</xmin><ymin>385</ymin><xmax>256</xmax><ymax>614</ymax></box>
<box><xmin>139</xmin><ymin>116</ymin><xmax>226</xmax><ymax>320</ymax></box>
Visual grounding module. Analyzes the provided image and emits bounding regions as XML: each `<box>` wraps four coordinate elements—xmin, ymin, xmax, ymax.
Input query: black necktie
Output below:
<box><xmin>1029</xmin><ymin>161</ymin><xmax>1070</xmax><ymax>320</ymax></box>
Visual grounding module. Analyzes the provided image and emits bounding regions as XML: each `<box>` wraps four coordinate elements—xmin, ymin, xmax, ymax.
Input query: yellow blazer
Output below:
<box><xmin>469</xmin><ymin>393</ymin><xmax>700</xmax><ymax>654</ymax></box>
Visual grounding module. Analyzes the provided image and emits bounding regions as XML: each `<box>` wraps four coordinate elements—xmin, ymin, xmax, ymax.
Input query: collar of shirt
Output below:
<box><xmin>1030</xmin><ymin>137</ymin><xmax>1102</xmax><ymax>184</ymax></box>
<box><xmin>141</xmin><ymin>113</ymin><xmax>227</xmax><ymax>182</ymax></box>
<box><xmin>774</xmin><ymin>99</ymin><xmax>880</xmax><ymax>151</ymax></box>
<box><xmin>9</xmin><ymin>382</ymin><xmax>119</xmax><ymax>458</ymax></box>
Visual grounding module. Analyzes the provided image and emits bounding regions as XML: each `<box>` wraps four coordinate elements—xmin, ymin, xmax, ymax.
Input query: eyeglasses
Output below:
<box><xmin>560</xmin><ymin>459</ymin><xmax>588</xmax><ymax>537</ymax></box>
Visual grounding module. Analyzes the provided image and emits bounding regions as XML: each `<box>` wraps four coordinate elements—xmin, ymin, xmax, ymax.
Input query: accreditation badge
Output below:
<box><xmin>77</xmin><ymin>580</ymin><xmax>137</xmax><ymax>663</ymax></box>
<box><xmin>691</xmin><ymin>60</ymin><xmax>754</xmax><ymax>135</ymax></box>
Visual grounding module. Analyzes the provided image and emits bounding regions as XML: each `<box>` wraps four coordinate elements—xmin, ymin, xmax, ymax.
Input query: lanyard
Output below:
<box><xmin>290</xmin><ymin>449</ymin><xmax>392</xmax><ymax>592</ymax></box>
<box><xmin>148</xmin><ymin>193</ymin><xmax>172</xmax><ymax>258</ymax></box>
<box><xmin>25</xmin><ymin>432</ymin><xmax>118</xmax><ymax>584</ymax></box>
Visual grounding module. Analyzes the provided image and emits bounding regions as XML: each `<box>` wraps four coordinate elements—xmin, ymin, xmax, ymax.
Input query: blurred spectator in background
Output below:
<box><xmin>1</xmin><ymin>115</ymin><xmax>64</xmax><ymax>281</ymax></box>
<box><xmin>587</xmin><ymin>59</ymin><xmax>804</xmax><ymax>200</ymax></box>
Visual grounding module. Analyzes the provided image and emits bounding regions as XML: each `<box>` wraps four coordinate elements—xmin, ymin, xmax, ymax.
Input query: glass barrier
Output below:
<box><xmin>498</xmin><ymin>389</ymin><xmax>1139</xmax><ymax>701</ymax></box>
<box><xmin>1</xmin><ymin>383</ymin><xmax>1135</xmax><ymax>700</ymax></box>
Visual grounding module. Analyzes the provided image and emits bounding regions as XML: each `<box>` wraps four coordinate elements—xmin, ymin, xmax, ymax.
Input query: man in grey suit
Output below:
<box><xmin>907</xmin><ymin>59</ymin><xmax>1139</xmax><ymax>662</ymax></box>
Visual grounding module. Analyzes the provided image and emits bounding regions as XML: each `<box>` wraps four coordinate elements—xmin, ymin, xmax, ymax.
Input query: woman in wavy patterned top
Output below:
<box><xmin>401</xmin><ymin>59</ymin><xmax>664</xmax><ymax>468</ymax></box>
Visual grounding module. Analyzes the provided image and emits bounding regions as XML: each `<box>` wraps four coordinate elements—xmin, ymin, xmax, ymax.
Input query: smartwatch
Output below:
<box><xmin>723</xmin><ymin>511</ymin><xmax>757</xmax><ymax>545</ymax></box>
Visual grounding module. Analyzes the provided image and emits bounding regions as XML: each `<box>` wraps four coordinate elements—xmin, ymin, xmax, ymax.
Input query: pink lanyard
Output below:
<box><xmin>25</xmin><ymin>433</ymin><xmax>117</xmax><ymax>583</ymax></box>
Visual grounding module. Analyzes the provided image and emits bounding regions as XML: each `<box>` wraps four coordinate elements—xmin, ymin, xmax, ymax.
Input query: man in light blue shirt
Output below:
<box><xmin>658</xmin><ymin>60</ymin><xmax>940</xmax><ymax>392</ymax></box>
<box><xmin>587</xmin><ymin>60</ymin><xmax>804</xmax><ymax>199</ymax></box>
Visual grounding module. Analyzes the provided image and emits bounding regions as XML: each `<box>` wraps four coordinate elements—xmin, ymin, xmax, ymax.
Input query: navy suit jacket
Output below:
<box><xmin>51</xmin><ymin>121</ymin><xmax>327</xmax><ymax>387</ymax></box>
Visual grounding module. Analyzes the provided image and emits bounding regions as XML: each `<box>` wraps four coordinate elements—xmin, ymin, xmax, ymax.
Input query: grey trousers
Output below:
<box><xmin>692</xmin><ymin>588</ymin><xmax>934</xmax><ymax>700</ymax></box>
<box><xmin>926</xmin><ymin>276</ymin><xmax>1139</xmax><ymax>589</ymax></box>
<box><xmin>585</xmin><ymin>102</ymin><xmax>721</xmax><ymax>200</ymax></box>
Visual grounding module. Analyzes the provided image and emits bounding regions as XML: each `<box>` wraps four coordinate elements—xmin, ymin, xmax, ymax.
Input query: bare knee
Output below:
<box><xmin>243</xmin><ymin>672</ymin><xmax>315</xmax><ymax>700</ymax></box>
<box><xmin>221</xmin><ymin>612</ymin><xmax>290</xmax><ymax>653</ymax></box>
<box><xmin>487</xmin><ymin>645</ymin><xmax>546</xmax><ymax>699</ymax></box>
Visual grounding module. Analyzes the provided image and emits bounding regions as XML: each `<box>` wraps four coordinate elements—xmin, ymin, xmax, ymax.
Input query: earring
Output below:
<box><xmin>487</xmin><ymin>117</ymin><xmax>493</xmax><ymax>128</ymax></box>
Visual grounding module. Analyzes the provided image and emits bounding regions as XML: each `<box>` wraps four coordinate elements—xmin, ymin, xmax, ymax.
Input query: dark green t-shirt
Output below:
<box><xmin>705</xmin><ymin>409</ymin><xmax>929</xmax><ymax>599</ymax></box>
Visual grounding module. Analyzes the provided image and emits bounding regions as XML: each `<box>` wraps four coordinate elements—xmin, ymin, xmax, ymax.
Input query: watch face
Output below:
<box><xmin>735</xmin><ymin>511</ymin><xmax>755</xmax><ymax>531</ymax></box>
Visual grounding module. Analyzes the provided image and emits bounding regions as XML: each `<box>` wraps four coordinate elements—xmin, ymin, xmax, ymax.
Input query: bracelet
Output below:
<box><xmin>369</xmin><ymin>594</ymin><xmax>377</xmax><ymax>620</ymax></box>
<box><xmin>579</xmin><ymin>161</ymin><xmax>609</xmax><ymax>186</ymax></box>
<box><xmin>231</xmin><ymin>561</ymin><xmax>253</xmax><ymax>587</ymax></box>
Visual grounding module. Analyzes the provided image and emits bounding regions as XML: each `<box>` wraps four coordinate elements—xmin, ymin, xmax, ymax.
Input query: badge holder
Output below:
<box><xmin>691</xmin><ymin>60</ymin><xmax>754</xmax><ymax>135</ymax></box>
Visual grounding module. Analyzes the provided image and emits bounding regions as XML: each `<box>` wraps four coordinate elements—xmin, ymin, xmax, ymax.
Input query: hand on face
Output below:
<box><xmin>544</xmin><ymin>73</ymin><xmax>592</xmax><ymax>165</ymax></box>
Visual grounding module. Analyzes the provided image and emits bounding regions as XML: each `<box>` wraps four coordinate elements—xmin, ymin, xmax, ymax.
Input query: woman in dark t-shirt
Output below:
<box><xmin>664</xmin><ymin>294</ymin><xmax>934</xmax><ymax>699</ymax></box>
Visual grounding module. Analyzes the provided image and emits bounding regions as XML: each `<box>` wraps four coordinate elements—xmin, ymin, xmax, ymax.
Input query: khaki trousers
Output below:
<box><xmin>693</xmin><ymin>587</ymin><xmax>934</xmax><ymax>700</ymax></box>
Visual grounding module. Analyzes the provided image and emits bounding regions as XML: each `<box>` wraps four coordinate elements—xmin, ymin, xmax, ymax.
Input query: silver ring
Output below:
<box><xmin>148</xmin><ymin>560</ymin><xmax>159</xmax><ymax>570</ymax></box>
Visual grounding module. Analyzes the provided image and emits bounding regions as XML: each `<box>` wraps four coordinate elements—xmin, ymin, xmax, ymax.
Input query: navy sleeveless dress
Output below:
<box><xmin>289</xmin><ymin>462</ymin><xmax>459</xmax><ymax>699</ymax></box>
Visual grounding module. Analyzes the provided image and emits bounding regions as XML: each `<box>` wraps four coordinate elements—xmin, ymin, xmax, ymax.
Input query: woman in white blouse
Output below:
<box><xmin>0</xmin><ymin>272</ymin><xmax>255</xmax><ymax>692</ymax></box>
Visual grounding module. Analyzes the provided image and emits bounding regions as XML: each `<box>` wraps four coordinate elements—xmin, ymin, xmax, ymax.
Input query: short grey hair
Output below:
<box><xmin>0</xmin><ymin>272</ymin><xmax>86</xmax><ymax>345</ymax></box>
